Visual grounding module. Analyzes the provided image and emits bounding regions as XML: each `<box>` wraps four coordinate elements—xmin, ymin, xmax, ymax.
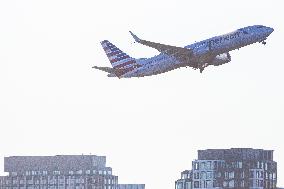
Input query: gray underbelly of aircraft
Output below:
<box><xmin>128</xmin><ymin>59</ymin><xmax>181</xmax><ymax>77</ymax></box>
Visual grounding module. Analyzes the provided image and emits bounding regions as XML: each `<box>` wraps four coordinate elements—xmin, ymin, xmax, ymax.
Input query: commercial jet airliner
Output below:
<box><xmin>93</xmin><ymin>25</ymin><xmax>273</xmax><ymax>78</ymax></box>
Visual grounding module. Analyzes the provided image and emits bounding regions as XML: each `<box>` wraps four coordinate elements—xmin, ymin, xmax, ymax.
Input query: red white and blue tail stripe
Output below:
<box><xmin>101</xmin><ymin>40</ymin><xmax>140</xmax><ymax>77</ymax></box>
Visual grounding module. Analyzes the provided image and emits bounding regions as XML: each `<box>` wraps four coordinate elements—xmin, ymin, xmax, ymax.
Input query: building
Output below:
<box><xmin>118</xmin><ymin>184</ymin><xmax>145</xmax><ymax>189</ymax></box>
<box><xmin>0</xmin><ymin>155</ymin><xmax>144</xmax><ymax>189</ymax></box>
<box><xmin>175</xmin><ymin>148</ymin><xmax>277</xmax><ymax>189</ymax></box>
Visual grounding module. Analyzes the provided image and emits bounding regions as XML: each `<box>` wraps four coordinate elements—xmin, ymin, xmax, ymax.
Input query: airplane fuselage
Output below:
<box><xmin>121</xmin><ymin>25</ymin><xmax>273</xmax><ymax>77</ymax></box>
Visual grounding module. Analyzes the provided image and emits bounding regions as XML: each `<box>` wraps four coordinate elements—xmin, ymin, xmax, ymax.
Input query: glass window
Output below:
<box><xmin>200</xmin><ymin>162</ymin><xmax>205</xmax><ymax>170</ymax></box>
<box><xmin>264</xmin><ymin>163</ymin><xmax>268</xmax><ymax>170</ymax></box>
<box><xmin>206</xmin><ymin>161</ymin><xmax>211</xmax><ymax>169</ymax></box>
<box><xmin>238</xmin><ymin>161</ymin><xmax>242</xmax><ymax>168</ymax></box>
<box><xmin>250</xmin><ymin>171</ymin><xmax>254</xmax><ymax>178</ymax></box>
<box><xmin>53</xmin><ymin>171</ymin><xmax>60</xmax><ymax>175</ymax></box>
<box><xmin>273</xmin><ymin>172</ymin><xmax>276</xmax><ymax>179</ymax></box>
<box><xmin>241</xmin><ymin>180</ymin><xmax>244</xmax><ymax>187</ymax></box>
<box><xmin>176</xmin><ymin>182</ymin><xmax>183</xmax><ymax>189</ymax></box>
<box><xmin>194</xmin><ymin>181</ymin><xmax>199</xmax><ymax>188</ymax></box>
<box><xmin>207</xmin><ymin>172</ymin><xmax>212</xmax><ymax>179</ymax></box>
<box><xmin>194</xmin><ymin>162</ymin><xmax>199</xmax><ymax>170</ymax></box>
<box><xmin>213</xmin><ymin>161</ymin><xmax>217</xmax><ymax>169</ymax></box>
<box><xmin>200</xmin><ymin>172</ymin><xmax>206</xmax><ymax>179</ymax></box>
<box><xmin>223</xmin><ymin>181</ymin><xmax>228</xmax><ymax>187</ymax></box>
<box><xmin>241</xmin><ymin>171</ymin><xmax>245</xmax><ymax>178</ymax></box>
<box><xmin>228</xmin><ymin>180</ymin><xmax>234</xmax><ymax>188</ymax></box>
<box><xmin>229</xmin><ymin>171</ymin><xmax>234</xmax><ymax>179</ymax></box>
<box><xmin>206</xmin><ymin>180</ymin><xmax>212</xmax><ymax>188</ymax></box>
<box><xmin>185</xmin><ymin>182</ymin><xmax>191</xmax><ymax>189</ymax></box>
<box><xmin>194</xmin><ymin>172</ymin><xmax>199</xmax><ymax>179</ymax></box>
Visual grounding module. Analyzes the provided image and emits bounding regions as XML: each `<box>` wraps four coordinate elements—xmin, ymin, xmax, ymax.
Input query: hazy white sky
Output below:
<box><xmin>0</xmin><ymin>0</ymin><xmax>283</xmax><ymax>188</ymax></box>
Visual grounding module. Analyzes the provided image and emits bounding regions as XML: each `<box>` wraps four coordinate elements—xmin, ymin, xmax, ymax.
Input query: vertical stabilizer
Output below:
<box><xmin>100</xmin><ymin>40</ymin><xmax>140</xmax><ymax>77</ymax></box>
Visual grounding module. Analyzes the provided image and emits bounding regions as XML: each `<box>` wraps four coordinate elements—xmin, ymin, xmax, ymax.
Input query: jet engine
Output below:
<box><xmin>210</xmin><ymin>53</ymin><xmax>231</xmax><ymax>66</ymax></box>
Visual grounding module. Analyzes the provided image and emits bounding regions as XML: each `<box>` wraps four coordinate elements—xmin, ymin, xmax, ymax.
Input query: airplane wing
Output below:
<box><xmin>129</xmin><ymin>31</ymin><xmax>193</xmax><ymax>63</ymax></box>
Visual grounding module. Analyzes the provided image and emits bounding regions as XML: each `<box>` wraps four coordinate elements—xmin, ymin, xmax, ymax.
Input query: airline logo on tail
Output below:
<box><xmin>101</xmin><ymin>40</ymin><xmax>140</xmax><ymax>77</ymax></box>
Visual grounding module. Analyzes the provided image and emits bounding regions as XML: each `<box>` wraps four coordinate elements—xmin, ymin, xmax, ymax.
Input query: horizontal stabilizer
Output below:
<box><xmin>92</xmin><ymin>66</ymin><xmax>115</xmax><ymax>74</ymax></box>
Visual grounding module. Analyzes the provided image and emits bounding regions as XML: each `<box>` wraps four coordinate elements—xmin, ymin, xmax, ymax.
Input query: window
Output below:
<box><xmin>176</xmin><ymin>182</ymin><xmax>183</xmax><ymax>189</ymax></box>
<box><xmin>241</xmin><ymin>171</ymin><xmax>245</xmax><ymax>178</ymax></box>
<box><xmin>194</xmin><ymin>181</ymin><xmax>199</xmax><ymax>188</ymax></box>
<box><xmin>213</xmin><ymin>161</ymin><xmax>217</xmax><ymax>169</ymax></box>
<box><xmin>53</xmin><ymin>171</ymin><xmax>60</xmax><ymax>175</ymax></box>
<box><xmin>225</xmin><ymin>172</ymin><xmax>228</xmax><ymax>179</ymax></box>
<box><xmin>241</xmin><ymin>180</ymin><xmax>244</xmax><ymax>187</ymax></box>
<box><xmin>228</xmin><ymin>180</ymin><xmax>234</xmax><ymax>188</ymax></box>
<box><xmin>206</xmin><ymin>180</ymin><xmax>212</xmax><ymax>188</ymax></box>
<box><xmin>200</xmin><ymin>180</ymin><xmax>205</xmax><ymax>188</ymax></box>
<box><xmin>194</xmin><ymin>162</ymin><xmax>199</xmax><ymax>170</ymax></box>
<box><xmin>206</xmin><ymin>161</ymin><xmax>211</xmax><ymax>169</ymax></box>
<box><xmin>216</xmin><ymin>172</ymin><xmax>222</xmax><ymax>178</ymax></box>
<box><xmin>223</xmin><ymin>181</ymin><xmax>228</xmax><ymax>187</ymax></box>
<box><xmin>200</xmin><ymin>172</ymin><xmax>206</xmax><ymax>179</ymax></box>
<box><xmin>273</xmin><ymin>172</ymin><xmax>277</xmax><ymax>179</ymax></box>
<box><xmin>206</xmin><ymin>172</ymin><xmax>212</xmax><ymax>179</ymax></box>
<box><xmin>194</xmin><ymin>172</ymin><xmax>199</xmax><ymax>179</ymax></box>
<box><xmin>250</xmin><ymin>171</ymin><xmax>254</xmax><ymax>178</ymax></box>
<box><xmin>185</xmin><ymin>182</ymin><xmax>191</xmax><ymax>189</ymax></box>
<box><xmin>238</xmin><ymin>161</ymin><xmax>243</xmax><ymax>168</ymax></box>
<box><xmin>229</xmin><ymin>171</ymin><xmax>234</xmax><ymax>179</ymax></box>
<box><xmin>200</xmin><ymin>162</ymin><xmax>206</xmax><ymax>170</ymax></box>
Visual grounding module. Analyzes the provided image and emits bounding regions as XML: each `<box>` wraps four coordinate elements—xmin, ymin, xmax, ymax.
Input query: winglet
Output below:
<box><xmin>129</xmin><ymin>31</ymin><xmax>141</xmax><ymax>42</ymax></box>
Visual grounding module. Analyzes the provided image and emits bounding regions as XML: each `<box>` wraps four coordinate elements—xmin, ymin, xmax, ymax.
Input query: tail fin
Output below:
<box><xmin>100</xmin><ymin>40</ymin><xmax>140</xmax><ymax>77</ymax></box>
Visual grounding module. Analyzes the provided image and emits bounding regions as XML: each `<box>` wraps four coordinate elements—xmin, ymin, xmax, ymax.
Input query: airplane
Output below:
<box><xmin>93</xmin><ymin>25</ymin><xmax>274</xmax><ymax>78</ymax></box>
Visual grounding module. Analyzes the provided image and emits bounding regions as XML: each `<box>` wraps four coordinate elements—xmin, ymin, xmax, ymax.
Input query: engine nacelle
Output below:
<box><xmin>210</xmin><ymin>53</ymin><xmax>231</xmax><ymax>66</ymax></box>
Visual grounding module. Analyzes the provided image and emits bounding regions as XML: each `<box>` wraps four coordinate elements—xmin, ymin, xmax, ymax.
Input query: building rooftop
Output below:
<box><xmin>198</xmin><ymin>148</ymin><xmax>274</xmax><ymax>161</ymax></box>
<box><xmin>4</xmin><ymin>155</ymin><xmax>107</xmax><ymax>173</ymax></box>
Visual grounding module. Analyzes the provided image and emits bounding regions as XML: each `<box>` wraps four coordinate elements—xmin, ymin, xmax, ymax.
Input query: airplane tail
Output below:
<box><xmin>100</xmin><ymin>40</ymin><xmax>140</xmax><ymax>77</ymax></box>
